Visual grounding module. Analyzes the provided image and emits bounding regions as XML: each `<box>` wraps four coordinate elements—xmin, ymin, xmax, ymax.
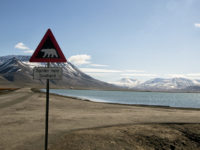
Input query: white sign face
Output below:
<box><xmin>33</xmin><ymin>67</ymin><xmax>62</xmax><ymax>80</ymax></box>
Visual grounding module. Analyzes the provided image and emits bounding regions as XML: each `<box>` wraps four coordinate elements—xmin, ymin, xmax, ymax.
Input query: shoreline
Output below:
<box><xmin>38</xmin><ymin>87</ymin><xmax>200</xmax><ymax>93</ymax></box>
<box><xmin>36</xmin><ymin>88</ymin><xmax>200</xmax><ymax>111</ymax></box>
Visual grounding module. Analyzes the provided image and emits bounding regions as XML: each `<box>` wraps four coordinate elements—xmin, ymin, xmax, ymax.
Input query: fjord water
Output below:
<box><xmin>46</xmin><ymin>89</ymin><xmax>200</xmax><ymax>108</ymax></box>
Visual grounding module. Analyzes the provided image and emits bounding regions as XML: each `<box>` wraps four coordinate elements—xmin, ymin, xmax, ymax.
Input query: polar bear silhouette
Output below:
<box><xmin>41</xmin><ymin>48</ymin><xmax>58</xmax><ymax>58</ymax></box>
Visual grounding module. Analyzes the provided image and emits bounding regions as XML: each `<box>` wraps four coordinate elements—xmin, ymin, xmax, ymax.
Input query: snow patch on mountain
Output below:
<box><xmin>110</xmin><ymin>78</ymin><xmax>141</xmax><ymax>88</ymax></box>
<box><xmin>22</xmin><ymin>61</ymin><xmax>42</xmax><ymax>68</ymax></box>
<box><xmin>139</xmin><ymin>78</ymin><xmax>198</xmax><ymax>90</ymax></box>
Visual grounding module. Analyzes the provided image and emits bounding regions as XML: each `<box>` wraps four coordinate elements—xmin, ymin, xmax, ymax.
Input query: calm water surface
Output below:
<box><xmin>43</xmin><ymin>89</ymin><xmax>200</xmax><ymax>108</ymax></box>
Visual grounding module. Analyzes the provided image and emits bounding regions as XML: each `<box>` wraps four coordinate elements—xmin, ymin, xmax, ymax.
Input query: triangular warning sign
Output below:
<box><xmin>29</xmin><ymin>29</ymin><xmax>67</xmax><ymax>62</ymax></box>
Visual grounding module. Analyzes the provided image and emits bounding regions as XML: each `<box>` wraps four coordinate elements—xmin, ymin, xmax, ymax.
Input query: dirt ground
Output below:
<box><xmin>0</xmin><ymin>88</ymin><xmax>200</xmax><ymax>150</ymax></box>
<box><xmin>49</xmin><ymin>124</ymin><xmax>200</xmax><ymax>150</ymax></box>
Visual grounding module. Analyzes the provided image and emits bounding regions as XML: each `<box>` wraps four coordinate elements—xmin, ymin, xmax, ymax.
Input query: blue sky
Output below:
<box><xmin>1</xmin><ymin>0</ymin><xmax>200</xmax><ymax>82</ymax></box>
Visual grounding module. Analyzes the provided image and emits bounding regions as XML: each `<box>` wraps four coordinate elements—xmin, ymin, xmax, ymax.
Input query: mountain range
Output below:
<box><xmin>0</xmin><ymin>55</ymin><xmax>115</xmax><ymax>89</ymax></box>
<box><xmin>111</xmin><ymin>78</ymin><xmax>200</xmax><ymax>92</ymax></box>
<box><xmin>0</xmin><ymin>55</ymin><xmax>200</xmax><ymax>92</ymax></box>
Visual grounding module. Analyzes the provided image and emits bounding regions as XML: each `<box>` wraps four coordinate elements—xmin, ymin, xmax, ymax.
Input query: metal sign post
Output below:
<box><xmin>45</xmin><ymin>62</ymin><xmax>50</xmax><ymax>150</ymax></box>
<box><xmin>29</xmin><ymin>29</ymin><xmax>67</xmax><ymax>150</ymax></box>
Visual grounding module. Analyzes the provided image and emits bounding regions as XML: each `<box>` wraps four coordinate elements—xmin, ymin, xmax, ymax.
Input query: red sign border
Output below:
<box><xmin>29</xmin><ymin>29</ymin><xmax>67</xmax><ymax>62</ymax></box>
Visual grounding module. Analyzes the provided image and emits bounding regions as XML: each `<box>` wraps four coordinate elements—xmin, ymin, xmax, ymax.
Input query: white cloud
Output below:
<box><xmin>121</xmin><ymin>73</ymin><xmax>158</xmax><ymax>77</ymax></box>
<box><xmin>167</xmin><ymin>74</ymin><xmax>186</xmax><ymax>78</ymax></box>
<box><xmin>79</xmin><ymin>64</ymin><xmax>152</xmax><ymax>80</ymax></box>
<box><xmin>15</xmin><ymin>42</ymin><xmax>30</xmax><ymax>50</ymax></box>
<box><xmin>187</xmin><ymin>73</ymin><xmax>200</xmax><ymax>77</ymax></box>
<box><xmin>23</xmin><ymin>50</ymin><xmax>34</xmax><ymax>53</ymax></box>
<box><xmin>68</xmin><ymin>54</ymin><xmax>161</xmax><ymax>81</ymax></box>
<box><xmin>80</xmin><ymin>68</ymin><xmax>121</xmax><ymax>73</ymax></box>
<box><xmin>15</xmin><ymin>42</ymin><xmax>33</xmax><ymax>54</ymax></box>
<box><xmin>194</xmin><ymin>23</ymin><xmax>200</xmax><ymax>28</ymax></box>
<box><xmin>85</xmin><ymin>72</ymin><xmax>109</xmax><ymax>77</ymax></box>
<box><xmin>125</xmin><ymin>70</ymin><xmax>145</xmax><ymax>73</ymax></box>
<box><xmin>90</xmin><ymin>64</ymin><xmax>108</xmax><ymax>67</ymax></box>
<box><xmin>167</xmin><ymin>73</ymin><xmax>200</xmax><ymax>79</ymax></box>
<box><xmin>68</xmin><ymin>54</ymin><xmax>91</xmax><ymax>65</ymax></box>
<box><xmin>68</xmin><ymin>54</ymin><xmax>108</xmax><ymax>67</ymax></box>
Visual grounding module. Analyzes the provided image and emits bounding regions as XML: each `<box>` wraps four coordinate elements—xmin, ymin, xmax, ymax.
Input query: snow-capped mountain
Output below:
<box><xmin>138</xmin><ymin>78</ymin><xmax>200</xmax><ymax>90</ymax></box>
<box><xmin>0</xmin><ymin>55</ymin><xmax>30</xmax><ymax>64</ymax></box>
<box><xmin>110</xmin><ymin>78</ymin><xmax>141</xmax><ymax>88</ymax></box>
<box><xmin>111</xmin><ymin>77</ymin><xmax>200</xmax><ymax>92</ymax></box>
<box><xmin>0</xmin><ymin>55</ymin><xmax>115</xmax><ymax>89</ymax></box>
<box><xmin>0</xmin><ymin>57</ymin><xmax>36</xmax><ymax>86</ymax></box>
